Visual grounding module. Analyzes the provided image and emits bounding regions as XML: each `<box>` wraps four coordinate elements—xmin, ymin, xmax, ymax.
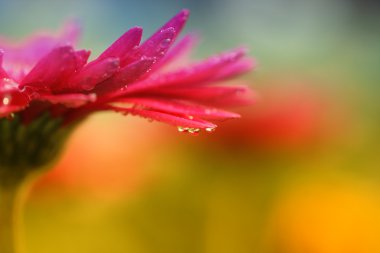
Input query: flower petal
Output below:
<box><xmin>148</xmin><ymin>85</ymin><xmax>254</xmax><ymax>107</ymax></box>
<box><xmin>37</xmin><ymin>93</ymin><xmax>96</xmax><ymax>107</ymax></box>
<box><xmin>212</xmin><ymin>58</ymin><xmax>255</xmax><ymax>81</ymax></box>
<box><xmin>21</xmin><ymin>46</ymin><xmax>80</xmax><ymax>91</ymax></box>
<box><xmin>118</xmin><ymin>97</ymin><xmax>240</xmax><ymax>120</ymax></box>
<box><xmin>0</xmin><ymin>50</ymin><xmax>9</xmax><ymax>79</ymax></box>
<box><xmin>0</xmin><ymin>20</ymin><xmax>81</xmax><ymax>73</ymax></box>
<box><xmin>97</xmin><ymin>27</ymin><xmax>143</xmax><ymax>65</ymax></box>
<box><xmin>0</xmin><ymin>78</ymin><xmax>29</xmax><ymax>117</ymax></box>
<box><xmin>121</xmin><ymin>48</ymin><xmax>248</xmax><ymax>94</ymax></box>
<box><xmin>110</xmin><ymin>106</ymin><xmax>216</xmax><ymax>129</ymax></box>
<box><xmin>68</xmin><ymin>57</ymin><xmax>120</xmax><ymax>91</ymax></box>
<box><xmin>74</xmin><ymin>50</ymin><xmax>91</xmax><ymax>71</ymax></box>
<box><xmin>152</xmin><ymin>33</ymin><xmax>199</xmax><ymax>72</ymax></box>
<box><xmin>94</xmin><ymin>57</ymin><xmax>155</xmax><ymax>95</ymax></box>
<box><xmin>123</xmin><ymin>10</ymin><xmax>190</xmax><ymax>66</ymax></box>
<box><xmin>59</xmin><ymin>20</ymin><xmax>82</xmax><ymax>46</ymax></box>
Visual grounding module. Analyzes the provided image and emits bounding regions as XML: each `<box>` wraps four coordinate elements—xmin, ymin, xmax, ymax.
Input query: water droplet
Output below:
<box><xmin>177</xmin><ymin>126</ymin><xmax>187</xmax><ymax>132</ymax></box>
<box><xmin>177</xmin><ymin>126</ymin><xmax>201</xmax><ymax>135</ymax></box>
<box><xmin>187</xmin><ymin>115</ymin><xmax>194</xmax><ymax>120</ymax></box>
<box><xmin>159</xmin><ymin>38</ymin><xmax>172</xmax><ymax>49</ymax></box>
<box><xmin>188</xmin><ymin>128</ymin><xmax>200</xmax><ymax>134</ymax></box>
<box><xmin>205</xmin><ymin>127</ymin><xmax>216</xmax><ymax>132</ymax></box>
<box><xmin>120</xmin><ymin>85</ymin><xmax>128</xmax><ymax>92</ymax></box>
<box><xmin>2</xmin><ymin>96</ymin><xmax>11</xmax><ymax>105</ymax></box>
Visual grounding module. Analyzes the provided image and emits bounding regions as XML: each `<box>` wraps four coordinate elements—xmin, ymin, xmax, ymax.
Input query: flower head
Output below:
<box><xmin>0</xmin><ymin>10</ymin><xmax>254</xmax><ymax>133</ymax></box>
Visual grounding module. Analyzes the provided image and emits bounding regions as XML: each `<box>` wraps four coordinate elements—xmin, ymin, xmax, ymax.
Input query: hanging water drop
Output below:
<box><xmin>188</xmin><ymin>128</ymin><xmax>200</xmax><ymax>135</ymax></box>
<box><xmin>205</xmin><ymin>127</ymin><xmax>216</xmax><ymax>132</ymax></box>
<box><xmin>177</xmin><ymin>126</ymin><xmax>187</xmax><ymax>132</ymax></box>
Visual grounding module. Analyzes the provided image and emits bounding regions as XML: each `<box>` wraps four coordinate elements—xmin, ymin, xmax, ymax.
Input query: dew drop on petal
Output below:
<box><xmin>159</xmin><ymin>38</ymin><xmax>172</xmax><ymax>49</ymax></box>
<box><xmin>205</xmin><ymin>127</ymin><xmax>216</xmax><ymax>132</ymax></box>
<box><xmin>119</xmin><ymin>85</ymin><xmax>128</xmax><ymax>92</ymax></box>
<box><xmin>188</xmin><ymin>128</ymin><xmax>200</xmax><ymax>135</ymax></box>
<box><xmin>2</xmin><ymin>96</ymin><xmax>10</xmax><ymax>105</ymax></box>
<box><xmin>177</xmin><ymin>126</ymin><xmax>187</xmax><ymax>132</ymax></box>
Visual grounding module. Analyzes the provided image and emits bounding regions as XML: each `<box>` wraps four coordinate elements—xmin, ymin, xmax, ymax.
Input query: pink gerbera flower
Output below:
<box><xmin>0</xmin><ymin>10</ymin><xmax>254</xmax><ymax>253</ymax></box>
<box><xmin>0</xmin><ymin>9</ymin><xmax>255</xmax><ymax>171</ymax></box>
<box><xmin>0</xmin><ymin>10</ymin><xmax>254</xmax><ymax>134</ymax></box>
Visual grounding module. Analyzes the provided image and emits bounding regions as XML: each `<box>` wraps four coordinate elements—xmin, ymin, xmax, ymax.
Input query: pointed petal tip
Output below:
<box><xmin>228</xmin><ymin>112</ymin><xmax>241</xmax><ymax>119</ymax></box>
<box><xmin>177</xmin><ymin>9</ymin><xmax>190</xmax><ymax>24</ymax></box>
<box><xmin>63</xmin><ymin>19</ymin><xmax>82</xmax><ymax>31</ymax></box>
<box><xmin>167</xmin><ymin>9</ymin><xmax>190</xmax><ymax>30</ymax></box>
<box><xmin>129</xmin><ymin>26</ymin><xmax>143</xmax><ymax>33</ymax></box>
<box><xmin>203</xmin><ymin>121</ymin><xmax>217</xmax><ymax>129</ymax></box>
<box><xmin>60</xmin><ymin>19</ymin><xmax>83</xmax><ymax>45</ymax></box>
<box><xmin>179</xmin><ymin>9</ymin><xmax>190</xmax><ymax>18</ymax></box>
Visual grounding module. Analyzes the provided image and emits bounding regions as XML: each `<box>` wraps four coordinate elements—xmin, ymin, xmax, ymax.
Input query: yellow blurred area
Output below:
<box><xmin>266</xmin><ymin>174</ymin><xmax>380</xmax><ymax>253</ymax></box>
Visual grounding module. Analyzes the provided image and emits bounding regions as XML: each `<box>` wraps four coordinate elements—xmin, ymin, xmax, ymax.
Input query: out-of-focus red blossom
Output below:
<box><xmin>0</xmin><ymin>10</ymin><xmax>254</xmax><ymax>130</ymax></box>
<box><xmin>199</xmin><ymin>77</ymin><xmax>344</xmax><ymax>151</ymax></box>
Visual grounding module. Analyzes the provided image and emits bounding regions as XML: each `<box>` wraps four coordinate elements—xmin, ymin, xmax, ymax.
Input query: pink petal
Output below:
<box><xmin>94</xmin><ymin>57</ymin><xmax>155</xmax><ymax>95</ymax></box>
<box><xmin>97</xmin><ymin>27</ymin><xmax>143</xmax><ymax>65</ymax></box>
<box><xmin>116</xmin><ymin>58</ymin><xmax>156</xmax><ymax>83</ymax></box>
<box><xmin>122</xmin><ymin>48</ymin><xmax>248</xmax><ymax>94</ymax></box>
<box><xmin>59</xmin><ymin>20</ymin><xmax>82</xmax><ymax>46</ymax></box>
<box><xmin>74</xmin><ymin>50</ymin><xmax>91</xmax><ymax>70</ymax></box>
<box><xmin>212</xmin><ymin>58</ymin><xmax>255</xmax><ymax>81</ymax></box>
<box><xmin>0</xmin><ymin>20</ymin><xmax>82</xmax><ymax>72</ymax></box>
<box><xmin>38</xmin><ymin>93</ymin><xmax>96</xmax><ymax>107</ymax></box>
<box><xmin>147</xmin><ymin>85</ymin><xmax>254</xmax><ymax>107</ymax></box>
<box><xmin>0</xmin><ymin>50</ymin><xmax>9</xmax><ymax>79</ymax></box>
<box><xmin>150</xmin><ymin>9</ymin><xmax>190</xmax><ymax>42</ymax></box>
<box><xmin>110</xmin><ymin>106</ymin><xmax>216</xmax><ymax>129</ymax></box>
<box><xmin>152</xmin><ymin>33</ymin><xmax>199</xmax><ymax>72</ymax></box>
<box><xmin>118</xmin><ymin>97</ymin><xmax>240</xmax><ymax>120</ymax></box>
<box><xmin>68</xmin><ymin>57</ymin><xmax>120</xmax><ymax>91</ymax></box>
<box><xmin>123</xmin><ymin>10</ymin><xmax>190</xmax><ymax>66</ymax></box>
<box><xmin>0</xmin><ymin>78</ymin><xmax>29</xmax><ymax>117</ymax></box>
<box><xmin>21</xmin><ymin>46</ymin><xmax>79</xmax><ymax>91</ymax></box>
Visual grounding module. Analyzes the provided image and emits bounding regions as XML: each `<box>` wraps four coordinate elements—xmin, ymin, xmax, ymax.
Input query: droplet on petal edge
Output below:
<box><xmin>177</xmin><ymin>126</ymin><xmax>214</xmax><ymax>134</ymax></box>
<box><xmin>188</xmin><ymin>128</ymin><xmax>200</xmax><ymax>135</ymax></box>
<box><xmin>205</xmin><ymin>127</ymin><xmax>216</xmax><ymax>132</ymax></box>
<box><xmin>177</xmin><ymin>126</ymin><xmax>186</xmax><ymax>132</ymax></box>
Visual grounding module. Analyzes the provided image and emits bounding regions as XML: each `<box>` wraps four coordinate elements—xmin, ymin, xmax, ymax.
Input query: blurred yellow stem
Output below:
<box><xmin>0</xmin><ymin>181</ymin><xmax>25</xmax><ymax>253</ymax></box>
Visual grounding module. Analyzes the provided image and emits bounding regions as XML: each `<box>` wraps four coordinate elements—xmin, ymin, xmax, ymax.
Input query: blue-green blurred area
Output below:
<box><xmin>1</xmin><ymin>0</ymin><xmax>380</xmax><ymax>252</ymax></box>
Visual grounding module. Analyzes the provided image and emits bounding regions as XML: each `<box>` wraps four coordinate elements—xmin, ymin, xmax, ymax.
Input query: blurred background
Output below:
<box><xmin>1</xmin><ymin>0</ymin><xmax>380</xmax><ymax>252</ymax></box>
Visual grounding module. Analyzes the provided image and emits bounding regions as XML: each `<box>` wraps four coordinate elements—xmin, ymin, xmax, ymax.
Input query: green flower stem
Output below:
<box><xmin>0</xmin><ymin>178</ymin><xmax>26</xmax><ymax>253</ymax></box>
<box><xmin>0</xmin><ymin>114</ymin><xmax>76</xmax><ymax>253</ymax></box>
